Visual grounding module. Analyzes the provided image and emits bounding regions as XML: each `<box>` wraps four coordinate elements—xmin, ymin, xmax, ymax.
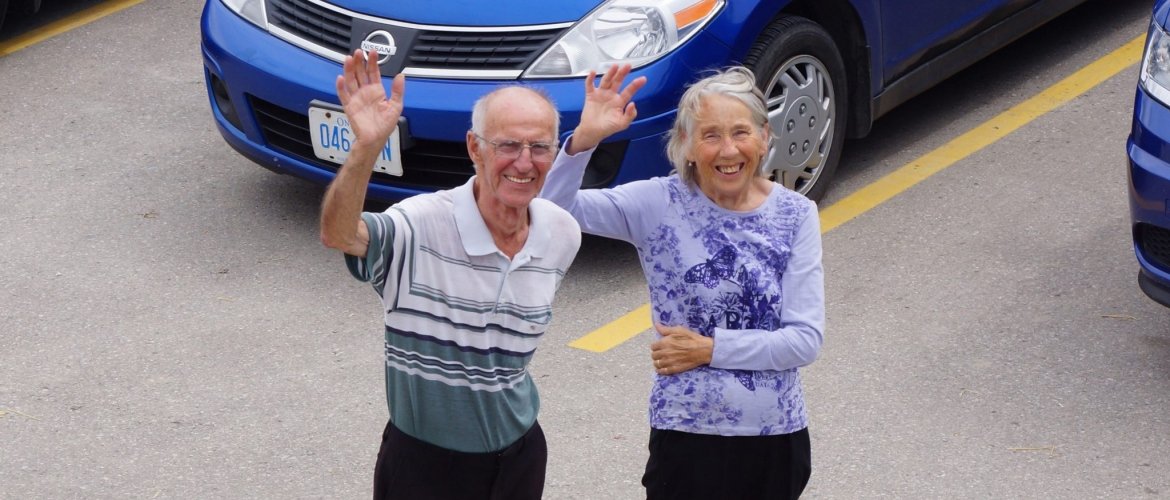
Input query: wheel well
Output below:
<box><xmin>769</xmin><ymin>0</ymin><xmax>874</xmax><ymax>138</ymax></box>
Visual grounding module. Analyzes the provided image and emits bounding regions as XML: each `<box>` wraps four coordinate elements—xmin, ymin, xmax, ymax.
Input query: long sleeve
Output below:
<box><xmin>541</xmin><ymin>136</ymin><xmax>668</xmax><ymax>244</ymax></box>
<box><xmin>709</xmin><ymin>206</ymin><xmax>825</xmax><ymax>371</ymax></box>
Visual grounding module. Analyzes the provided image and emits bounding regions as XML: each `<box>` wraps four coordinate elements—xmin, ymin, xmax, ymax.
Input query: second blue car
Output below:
<box><xmin>1129</xmin><ymin>0</ymin><xmax>1170</xmax><ymax>308</ymax></box>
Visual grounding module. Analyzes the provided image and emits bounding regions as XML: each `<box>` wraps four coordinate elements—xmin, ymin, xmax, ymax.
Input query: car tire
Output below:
<box><xmin>16</xmin><ymin>0</ymin><xmax>38</xmax><ymax>14</ymax></box>
<box><xmin>0</xmin><ymin>0</ymin><xmax>9</xmax><ymax>34</ymax></box>
<box><xmin>744</xmin><ymin>16</ymin><xmax>848</xmax><ymax>202</ymax></box>
<box><xmin>17</xmin><ymin>0</ymin><xmax>39</xmax><ymax>14</ymax></box>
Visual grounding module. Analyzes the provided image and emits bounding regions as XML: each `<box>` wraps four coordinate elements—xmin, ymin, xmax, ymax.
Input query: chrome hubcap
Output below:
<box><xmin>761</xmin><ymin>55</ymin><xmax>835</xmax><ymax>195</ymax></box>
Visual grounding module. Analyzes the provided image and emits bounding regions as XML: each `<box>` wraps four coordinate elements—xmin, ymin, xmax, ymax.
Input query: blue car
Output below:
<box><xmin>1129</xmin><ymin>0</ymin><xmax>1170</xmax><ymax>307</ymax></box>
<box><xmin>201</xmin><ymin>0</ymin><xmax>1089</xmax><ymax>203</ymax></box>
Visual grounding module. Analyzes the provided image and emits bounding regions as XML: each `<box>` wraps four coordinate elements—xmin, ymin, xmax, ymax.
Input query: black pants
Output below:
<box><xmin>642</xmin><ymin>427</ymin><xmax>811</xmax><ymax>500</ymax></box>
<box><xmin>372</xmin><ymin>420</ymin><xmax>547</xmax><ymax>500</ymax></box>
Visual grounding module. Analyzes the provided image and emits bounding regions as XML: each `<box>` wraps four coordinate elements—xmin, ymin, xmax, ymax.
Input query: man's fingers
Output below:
<box><xmin>343</xmin><ymin>54</ymin><xmax>361</xmax><ymax>95</ymax></box>
<box><xmin>336</xmin><ymin>75</ymin><xmax>351</xmax><ymax>104</ymax></box>
<box><xmin>364</xmin><ymin>50</ymin><xmax>379</xmax><ymax>86</ymax></box>
<box><xmin>363</xmin><ymin>49</ymin><xmax>380</xmax><ymax>86</ymax></box>
<box><xmin>354</xmin><ymin>50</ymin><xmax>366</xmax><ymax>86</ymax></box>
<box><xmin>389</xmin><ymin>73</ymin><xmax>406</xmax><ymax>105</ymax></box>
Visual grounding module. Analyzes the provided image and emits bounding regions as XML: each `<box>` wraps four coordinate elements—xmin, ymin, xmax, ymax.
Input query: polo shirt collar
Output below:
<box><xmin>453</xmin><ymin>176</ymin><xmax>549</xmax><ymax>259</ymax></box>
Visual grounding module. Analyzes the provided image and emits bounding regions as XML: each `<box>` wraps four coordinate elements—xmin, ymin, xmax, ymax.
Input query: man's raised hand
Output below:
<box><xmin>335</xmin><ymin>49</ymin><xmax>406</xmax><ymax>152</ymax></box>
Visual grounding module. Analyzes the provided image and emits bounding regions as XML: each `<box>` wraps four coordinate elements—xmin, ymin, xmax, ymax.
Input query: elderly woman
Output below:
<box><xmin>545</xmin><ymin>65</ymin><xmax>824</xmax><ymax>499</ymax></box>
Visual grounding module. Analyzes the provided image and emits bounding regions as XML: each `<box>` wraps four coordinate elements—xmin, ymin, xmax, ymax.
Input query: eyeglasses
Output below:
<box><xmin>474</xmin><ymin>134</ymin><xmax>557</xmax><ymax>162</ymax></box>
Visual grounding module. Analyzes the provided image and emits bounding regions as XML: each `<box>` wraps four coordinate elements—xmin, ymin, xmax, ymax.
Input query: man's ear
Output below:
<box><xmin>467</xmin><ymin>130</ymin><xmax>483</xmax><ymax>166</ymax></box>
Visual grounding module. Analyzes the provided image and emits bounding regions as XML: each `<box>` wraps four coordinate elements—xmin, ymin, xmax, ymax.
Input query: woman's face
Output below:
<box><xmin>689</xmin><ymin>94</ymin><xmax>769</xmax><ymax>205</ymax></box>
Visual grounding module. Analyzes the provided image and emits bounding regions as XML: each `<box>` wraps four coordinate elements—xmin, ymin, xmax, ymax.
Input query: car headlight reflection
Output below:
<box><xmin>526</xmin><ymin>0</ymin><xmax>723</xmax><ymax>78</ymax></box>
<box><xmin>1142</xmin><ymin>20</ymin><xmax>1170</xmax><ymax>106</ymax></box>
<box><xmin>220</xmin><ymin>0</ymin><xmax>267</xmax><ymax>29</ymax></box>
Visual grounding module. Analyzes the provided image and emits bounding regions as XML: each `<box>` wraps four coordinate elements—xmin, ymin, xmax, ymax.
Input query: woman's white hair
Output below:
<box><xmin>666</xmin><ymin>66</ymin><xmax>770</xmax><ymax>185</ymax></box>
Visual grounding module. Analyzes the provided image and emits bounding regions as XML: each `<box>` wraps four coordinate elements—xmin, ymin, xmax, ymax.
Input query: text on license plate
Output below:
<box><xmin>308</xmin><ymin>105</ymin><xmax>403</xmax><ymax>176</ymax></box>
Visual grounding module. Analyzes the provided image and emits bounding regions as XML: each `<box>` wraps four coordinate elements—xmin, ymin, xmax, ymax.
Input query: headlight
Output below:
<box><xmin>525</xmin><ymin>0</ymin><xmax>723</xmax><ymax>78</ymax></box>
<box><xmin>220</xmin><ymin>0</ymin><xmax>267</xmax><ymax>29</ymax></box>
<box><xmin>1141</xmin><ymin>20</ymin><xmax>1170</xmax><ymax>106</ymax></box>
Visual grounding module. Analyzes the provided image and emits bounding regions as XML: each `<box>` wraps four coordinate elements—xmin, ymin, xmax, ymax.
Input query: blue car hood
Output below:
<box><xmin>327</xmin><ymin>0</ymin><xmax>603</xmax><ymax>26</ymax></box>
<box><xmin>1157</xmin><ymin>0</ymin><xmax>1170</xmax><ymax>30</ymax></box>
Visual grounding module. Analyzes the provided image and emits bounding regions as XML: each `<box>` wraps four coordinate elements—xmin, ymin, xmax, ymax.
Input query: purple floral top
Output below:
<box><xmin>541</xmin><ymin>140</ymin><xmax>825</xmax><ymax>436</ymax></box>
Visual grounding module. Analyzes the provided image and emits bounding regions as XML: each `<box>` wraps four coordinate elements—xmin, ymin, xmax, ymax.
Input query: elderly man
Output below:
<box><xmin>319</xmin><ymin>49</ymin><xmax>643</xmax><ymax>499</ymax></box>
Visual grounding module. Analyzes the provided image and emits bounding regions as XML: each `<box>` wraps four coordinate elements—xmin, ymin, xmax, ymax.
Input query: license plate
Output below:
<box><xmin>308</xmin><ymin>102</ymin><xmax>402</xmax><ymax>176</ymax></box>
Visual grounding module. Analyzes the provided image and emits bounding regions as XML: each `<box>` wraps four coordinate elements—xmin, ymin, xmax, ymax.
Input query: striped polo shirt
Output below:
<box><xmin>346</xmin><ymin>177</ymin><xmax>581</xmax><ymax>453</ymax></box>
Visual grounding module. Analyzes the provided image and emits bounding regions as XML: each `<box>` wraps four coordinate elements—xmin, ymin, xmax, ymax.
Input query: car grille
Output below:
<box><xmin>267</xmin><ymin>0</ymin><xmax>352</xmax><ymax>55</ymax></box>
<box><xmin>408</xmin><ymin>30</ymin><xmax>565</xmax><ymax>71</ymax></box>
<box><xmin>250</xmin><ymin>97</ymin><xmax>475</xmax><ymax>190</ymax></box>
<box><xmin>1138</xmin><ymin>223</ymin><xmax>1170</xmax><ymax>273</ymax></box>
<box><xmin>264</xmin><ymin>0</ymin><xmax>566</xmax><ymax>74</ymax></box>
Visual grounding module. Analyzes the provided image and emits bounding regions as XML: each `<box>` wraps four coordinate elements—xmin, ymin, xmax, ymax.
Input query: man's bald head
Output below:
<box><xmin>470</xmin><ymin>86</ymin><xmax>560</xmax><ymax>142</ymax></box>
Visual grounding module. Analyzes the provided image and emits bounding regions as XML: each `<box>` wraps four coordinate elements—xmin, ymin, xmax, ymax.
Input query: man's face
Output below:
<box><xmin>467</xmin><ymin>88</ymin><xmax>558</xmax><ymax>213</ymax></box>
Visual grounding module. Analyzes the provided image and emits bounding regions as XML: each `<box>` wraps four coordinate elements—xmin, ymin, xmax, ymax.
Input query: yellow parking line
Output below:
<box><xmin>0</xmin><ymin>0</ymin><xmax>146</xmax><ymax>56</ymax></box>
<box><xmin>568</xmin><ymin>304</ymin><xmax>652</xmax><ymax>351</ymax></box>
<box><xmin>570</xmin><ymin>34</ymin><xmax>1146</xmax><ymax>353</ymax></box>
<box><xmin>821</xmin><ymin>35</ymin><xmax>1145</xmax><ymax>231</ymax></box>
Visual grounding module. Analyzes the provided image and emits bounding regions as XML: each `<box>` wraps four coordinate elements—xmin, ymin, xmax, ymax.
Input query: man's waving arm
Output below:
<box><xmin>320</xmin><ymin>49</ymin><xmax>406</xmax><ymax>257</ymax></box>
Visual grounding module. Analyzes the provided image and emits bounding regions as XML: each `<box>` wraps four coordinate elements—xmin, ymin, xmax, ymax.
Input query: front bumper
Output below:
<box><xmin>1127</xmin><ymin>86</ymin><xmax>1170</xmax><ymax>307</ymax></box>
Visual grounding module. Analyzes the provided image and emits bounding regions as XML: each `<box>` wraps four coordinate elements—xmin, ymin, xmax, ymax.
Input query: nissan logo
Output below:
<box><xmin>361</xmin><ymin>30</ymin><xmax>397</xmax><ymax>65</ymax></box>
